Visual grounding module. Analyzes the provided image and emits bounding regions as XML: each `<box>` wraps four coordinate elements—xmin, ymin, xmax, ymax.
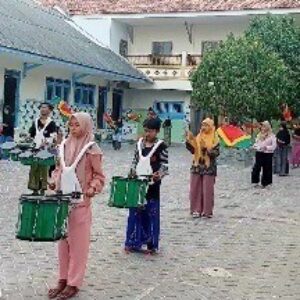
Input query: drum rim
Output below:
<box><xmin>112</xmin><ymin>176</ymin><xmax>149</xmax><ymax>183</ymax></box>
<box><xmin>16</xmin><ymin>235</ymin><xmax>67</xmax><ymax>242</ymax></box>
<box><xmin>20</xmin><ymin>194</ymin><xmax>70</xmax><ymax>203</ymax></box>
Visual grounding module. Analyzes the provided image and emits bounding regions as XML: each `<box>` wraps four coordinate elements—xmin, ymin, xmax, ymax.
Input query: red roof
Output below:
<box><xmin>40</xmin><ymin>0</ymin><xmax>300</xmax><ymax>15</ymax></box>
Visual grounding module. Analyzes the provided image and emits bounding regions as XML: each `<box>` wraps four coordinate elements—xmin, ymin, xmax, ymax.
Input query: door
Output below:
<box><xmin>97</xmin><ymin>87</ymin><xmax>107</xmax><ymax>129</ymax></box>
<box><xmin>112</xmin><ymin>89</ymin><xmax>123</xmax><ymax>121</ymax></box>
<box><xmin>119</xmin><ymin>39</ymin><xmax>128</xmax><ymax>57</ymax></box>
<box><xmin>190</xmin><ymin>105</ymin><xmax>204</xmax><ymax>135</ymax></box>
<box><xmin>3</xmin><ymin>70</ymin><xmax>20</xmax><ymax>128</ymax></box>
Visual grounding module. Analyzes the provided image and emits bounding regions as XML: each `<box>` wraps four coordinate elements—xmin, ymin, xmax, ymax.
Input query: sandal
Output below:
<box><xmin>48</xmin><ymin>279</ymin><xmax>67</xmax><ymax>299</ymax></box>
<box><xmin>144</xmin><ymin>248</ymin><xmax>158</xmax><ymax>255</ymax></box>
<box><xmin>124</xmin><ymin>246</ymin><xmax>133</xmax><ymax>254</ymax></box>
<box><xmin>57</xmin><ymin>286</ymin><xmax>79</xmax><ymax>300</ymax></box>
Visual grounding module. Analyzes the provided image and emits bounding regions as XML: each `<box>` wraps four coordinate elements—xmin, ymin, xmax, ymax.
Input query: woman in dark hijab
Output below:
<box><xmin>274</xmin><ymin>122</ymin><xmax>291</xmax><ymax>176</ymax></box>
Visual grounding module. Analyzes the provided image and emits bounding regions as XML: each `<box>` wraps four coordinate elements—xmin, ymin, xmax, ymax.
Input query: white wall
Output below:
<box><xmin>131</xmin><ymin>24</ymin><xmax>192</xmax><ymax>54</ymax></box>
<box><xmin>110</xmin><ymin>20</ymin><xmax>129</xmax><ymax>54</ymax></box>
<box><xmin>123</xmin><ymin>89</ymin><xmax>190</xmax><ymax>110</ymax></box>
<box><xmin>71</xmin><ymin>16</ymin><xmax>249</xmax><ymax>55</ymax></box>
<box><xmin>72</xmin><ymin>17</ymin><xmax>129</xmax><ymax>54</ymax></box>
<box><xmin>72</xmin><ymin>16</ymin><xmax>112</xmax><ymax>48</ymax></box>
<box><xmin>72</xmin><ymin>14</ymin><xmax>300</xmax><ymax>56</ymax></box>
<box><xmin>129</xmin><ymin>19</ymin><xmax>248</xmax><ymax>54</ymax></box>
<box><xmin>192</xmin><ymin>22</ymin><xmax>247</xmax><ymax>53</ymax></box>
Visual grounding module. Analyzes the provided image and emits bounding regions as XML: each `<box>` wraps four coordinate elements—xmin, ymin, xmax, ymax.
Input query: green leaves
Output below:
<box><xmin>192</xmin><ymin>15</ymin><xmax>300</xmax><ymax>122</ymax></box>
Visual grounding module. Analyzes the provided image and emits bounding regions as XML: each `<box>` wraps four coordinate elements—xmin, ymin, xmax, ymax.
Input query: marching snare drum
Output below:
<box><xmin>35</xmin><ymin>150</ymin><xmax>56</xmax><ymax>167</ymax></box>
<box><xmin>108</xmin><ymin>176</ymin><xmax>148</xmax><ymax>208</ymax></box>
<box><xmin>19</xmin><ymin>151</ymin><xmax>35</xmax><ymax>166</ymax></box>
<box><xmin>16</xmin><ymin>194</ymin><xmax>70</xmax><ymax>241</ymax></box>
<box><xmin>9</xmin><ymin>148</ymin><xmax>22</xmax><ymax>161</ymax></box>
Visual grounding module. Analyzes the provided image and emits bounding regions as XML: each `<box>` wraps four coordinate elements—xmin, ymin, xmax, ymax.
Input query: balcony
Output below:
<box><xmin>126</xmin><ymin>52</ymin><xmax>202</xmax><ymax>80</ymax></box>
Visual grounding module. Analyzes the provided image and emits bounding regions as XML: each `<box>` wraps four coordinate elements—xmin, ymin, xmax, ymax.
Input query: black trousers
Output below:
<box><xmin>251</xmin><ymin>152</ymin><xmax>273</xmax><ymax>187</ymax></box>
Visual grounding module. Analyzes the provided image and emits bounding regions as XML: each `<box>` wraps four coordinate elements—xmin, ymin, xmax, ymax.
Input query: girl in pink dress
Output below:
<box><xmin>291</xmin><ymin>124</ymin><xmax>300</xmax><ymax>168</ymax></box>
<box><xmin>48</xmin><ymin>112</ymin><xmax>105</xmax><ymax>300</ymax></box>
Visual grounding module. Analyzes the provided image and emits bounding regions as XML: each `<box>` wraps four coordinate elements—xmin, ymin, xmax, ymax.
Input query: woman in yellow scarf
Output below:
<box><xmin>186</xmin><ymin>118</ymin><xmax>220</xmax><ymax>218</ymax></box>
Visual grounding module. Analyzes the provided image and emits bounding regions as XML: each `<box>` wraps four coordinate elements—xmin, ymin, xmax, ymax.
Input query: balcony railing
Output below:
<box><xmin>127</xmin><ymin>53</ymin><xmax>202</xmax><ymax>67</ymax></box>
<box><xmin>127</xmin><ymin>54</ymin><xmax>183</xmax><ymax>66</ymax></box>
<box><xmin>126</xmin><ymin>53</ymin><xmax>202</xmax><ymax>80</ymax></box>
<box><xmin>187</xmin><ymin>54</ymin><xmax>202</xmax><ymax>66</ymax></box>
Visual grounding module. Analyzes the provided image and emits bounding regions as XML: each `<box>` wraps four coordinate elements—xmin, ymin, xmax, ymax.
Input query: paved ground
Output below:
<box><xmin>0</xmin><ymin>144</ymin><xmax>299</xmax><ymax>300</ymax></box>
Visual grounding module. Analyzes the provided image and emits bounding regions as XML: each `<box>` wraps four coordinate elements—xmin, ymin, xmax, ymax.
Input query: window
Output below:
<box><xmin>152</xmin><ymin>41</ymin><xmax>173</xmax><ymax>56</ymax></box>
<box><xmin>46</xmin><ymin>77</ymin><xmax>71</xmax><ymax>102</ymax></box>
<box><xmin>119</xmin><ymin>39</ymin><xmax>128</xmax><ymax>57</ymax></box>
<box><xmin>74</xmin><ymin>82</ymin><xmax>95</xmax><ymax>106</ymax></box>
<box><xmin>154</xmin><ymin>101</ymin><xmax>184</xmax><ymax>120</ymax></box>
<box><xmin>201</xmin><ymin>40</ymin><xmax>222</xmax><ymax>55</ymax></box>
<box><xmin>172</xmin><ymin>103</ymin><xmax>183</xmax><ymax>114</ymax></box>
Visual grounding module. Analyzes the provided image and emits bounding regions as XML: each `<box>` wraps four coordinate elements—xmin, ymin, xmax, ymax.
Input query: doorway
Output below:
<box><xmin>97</xmin><ymin>87</ymin><xmax>107</xmax><ymax>129</ymax></box>
<box><xmin>112</xmin><ymin>89</ymin><xmax>123</xmax><ymax>121</ymax></box>
<box><xmin>3</xmin><ymin>69</ymin><xmax>20</xmax><ymax>128</ymax></box>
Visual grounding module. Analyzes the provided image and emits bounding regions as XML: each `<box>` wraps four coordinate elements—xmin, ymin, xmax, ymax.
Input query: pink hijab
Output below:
<box><xmin>64</xmin><ymin>112</ymin><xmax>101</xmax><ymax>166</ymax></box>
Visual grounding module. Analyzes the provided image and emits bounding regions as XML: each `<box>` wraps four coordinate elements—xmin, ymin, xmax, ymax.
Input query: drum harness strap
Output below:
<box><xmin>59</xmin><ymin>140</ymin><xmax>96</xmax><ymax>200</ymax></box>
<box><xmin>34</xmin><ymin>117</ymin><xmax>52</xmax><ymax>149</ymax></box>
<box><xmin>134</xmin><ymin>138</ymin><xmax>163</xmax><ymax>206</ymax></box>
<box><xmin>136</xmin><ymin>138</ymin><xmax>164</xmax><ymax>179</ymax></box>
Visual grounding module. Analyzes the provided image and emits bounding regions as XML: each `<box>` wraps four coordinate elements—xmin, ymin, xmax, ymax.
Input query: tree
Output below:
<box><xmin>191</xmin><ymin>34</ymin><xmax>293</xmax><ymax>122</ymax></box>
<box><xmin>246</xmin><ymin>15</ymin><xmax>300</xmax><ymax>114</ymax></box>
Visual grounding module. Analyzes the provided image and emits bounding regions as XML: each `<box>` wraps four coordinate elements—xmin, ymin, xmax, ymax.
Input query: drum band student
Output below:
<box><xmin>28</xmin><ymin>102</ymin><xmax>57</xmax><ymax>195</ymax></box>
<box><xmin>125</xmin><ymin>118</ymin><xmax>168</xmax><ymax>254</ymax></box>
<box><xmin>48</xmin><ymin>112</ymin><xmax>105</xmax><ymax>300</ymax></box>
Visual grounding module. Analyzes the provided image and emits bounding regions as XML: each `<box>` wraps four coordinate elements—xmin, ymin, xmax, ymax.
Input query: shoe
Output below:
<box><xmin>202</xmin><ymin>214</ymin><xmax>213</xmax><ymax>218</ymax></box>
<box><xmin>48</xmin><ymin>279</ymin><xmax>67</xmax><ymax>299</ymax></box>
<box><xmin>261</xmin><ymin>184</ymin><xmax>272</xmax><ymax>189</ymax></box>
<box><xmin>57</xmin><ymin>286</ymin><xmax>79</xmax><ymax>300</ymax></box>
<box><xmin>252</xmin><ymin>184</ymin><xmax>260</xmax><ymax>188</ymax></box>
<box><xmin>192</xmin><ymin>212</ymin><xmax>200</xmax><ymax>218</ymax></box>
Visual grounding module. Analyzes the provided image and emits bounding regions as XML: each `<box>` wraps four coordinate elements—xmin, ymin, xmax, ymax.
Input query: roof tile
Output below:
<box><xmin>40</xmin><ymin>0</ymin><xmax>300</xmax><ymax>15</ymax></box>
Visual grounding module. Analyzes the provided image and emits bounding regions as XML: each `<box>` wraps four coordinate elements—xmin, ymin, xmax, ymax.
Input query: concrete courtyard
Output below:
<box><xmin>0</xmin><ymin>144</ymin><xmax>299</xmax><ymax>300</ymax></box>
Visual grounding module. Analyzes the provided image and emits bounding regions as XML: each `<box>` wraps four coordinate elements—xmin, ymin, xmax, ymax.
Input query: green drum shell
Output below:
<box><xmin>2</xmin><ymin>148</ymin><xmax>10</xmax><ymax>157</ymax></box>
<box><xmin>16</xmin><ymin>196</ymin><xmax>69</xmax><ymax>241</ymax></box>
<box><xmin>36</xmin><ymin>157</ymin><xmax>55</xmax><ymax>167</ymax></box>
<box><xmin>10</xmin><ymin>151</ymin><xmax>21</xmax><ymax>161</ymax></box>
<box><xmin>109</xmin><ymin>176</ymin><xmax>148</xmax><ymax>208</ymax></box>
<box><xmin>20</xmin><ymin>156</ymin><xmax>35</xmax><ymax>166</ymax></box>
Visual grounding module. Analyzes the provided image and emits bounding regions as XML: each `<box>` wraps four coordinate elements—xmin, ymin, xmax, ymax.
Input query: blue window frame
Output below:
<box><xmin>46</xmin><ymin>77</ymin><xmax>71</xmax><ymax>102</ymax></box>
<box><xmin>154</xmin><ymin>101</ymin><xmax>185</xmax><ymax>120</ymax></box>
<box><xmin>74</xmin><ymin>82</ymin><xmax>95</xmax><ymax>106</ymax></box>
